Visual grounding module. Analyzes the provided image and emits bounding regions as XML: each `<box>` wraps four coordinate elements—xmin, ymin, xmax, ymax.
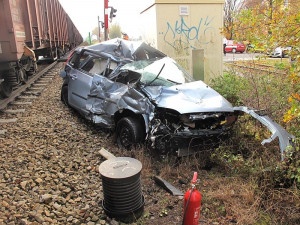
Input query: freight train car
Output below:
<box><xmin>0</xmin><ymin>0</ymin><xmax>82</xmax><ymax>98</ymax></box>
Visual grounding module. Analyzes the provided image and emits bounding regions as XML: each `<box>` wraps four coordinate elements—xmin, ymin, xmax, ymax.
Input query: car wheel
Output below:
<box><xmin>61</xmin><ymin>85</ymin><xmax>69</xmax><ymax>105</ymax></box>
<box><xmin>116</xmin><ymin>117</ymin><xmax>144</xmax><ymax>149</ymax></box>
<box><xmin>232</xmin><ymin>49</ymin><xmax>236</xmax><ymax>53</ymax></box>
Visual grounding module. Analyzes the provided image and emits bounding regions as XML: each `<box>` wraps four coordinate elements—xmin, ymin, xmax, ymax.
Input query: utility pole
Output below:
<box><xmin>104</xmin><ymin>0</ymin><xmax>108</xmax><ymax>41</ymax></box>
<box><xmin>98</xmin><ymin>16</ymin><xmax>101</xmax><ymax>42</ymax></box>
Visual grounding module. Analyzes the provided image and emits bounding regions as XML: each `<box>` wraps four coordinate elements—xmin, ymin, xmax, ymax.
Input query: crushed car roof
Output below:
<box><xmin>86</xmin><ymin>38</ymin><xmax>166</xmax><ymax>60</ymax></box>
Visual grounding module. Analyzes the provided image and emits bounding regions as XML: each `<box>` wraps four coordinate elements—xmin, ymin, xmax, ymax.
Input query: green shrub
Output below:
<box><xmin>210</xmin><ymin>71</ymin><xmax>249</xmax><ymax>106</ymax></box>
<box><xmin>210</xmin><ymin>68</ymin><xmax>299</xmax><ymax>188</ymax></box>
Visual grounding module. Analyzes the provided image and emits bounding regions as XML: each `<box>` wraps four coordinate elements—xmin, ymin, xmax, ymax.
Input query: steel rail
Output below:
<box><xmin>228</xmin><ymin>63</ymin><xmax>286</xmax><ymax>75</ymax></box>
<box><xmin>0</xmin><ymin>61</ymin><xmax>57</xmax><ymax>111</ymax></box>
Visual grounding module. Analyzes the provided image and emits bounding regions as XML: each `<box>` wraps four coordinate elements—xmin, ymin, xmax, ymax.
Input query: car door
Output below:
<box><xmin>68</xmin><ymin>53</ymin><xmax>109</xmax><ymax>116</ymax></box>
<box><xmin>85</xmin><ymin>61</ymin><xmax>129</xmax><ymax>126</ymax></box>
<box><xmin>225</xmin><ymin>40</ymin><xmax>234</xmax><ymax>52</ymax></box>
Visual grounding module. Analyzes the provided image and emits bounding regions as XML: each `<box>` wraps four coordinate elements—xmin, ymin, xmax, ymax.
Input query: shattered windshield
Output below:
<box><xmin>121</xmin><ymin>57</ymin><xmax>194</xmax><ymax>87</ymax></box>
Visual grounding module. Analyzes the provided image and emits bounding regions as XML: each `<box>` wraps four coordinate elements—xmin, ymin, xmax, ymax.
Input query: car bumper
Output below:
<box><xmin>233</xmin><ymin>107</ymin><xmax>295</xmax><ymax>161</ymax></box>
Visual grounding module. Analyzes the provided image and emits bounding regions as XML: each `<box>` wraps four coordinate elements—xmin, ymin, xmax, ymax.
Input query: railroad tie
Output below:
<box><xmin>11</xmin><ymin>102</ymin><xmax>32</xmax><ymax>105</ymax></box>
<box><xmin>39</xmin><ymin>78</ymin><xmax>53</xmax><ymax>81</ymax></box>
<box><xmin>18</xmin><ymin>96</ymin><xmax>38</xmax><ymax>100</ymax></box>
<box><xmin>24</xmin><ymin>91</ymin><xmax>41</xmax><ymax>95</ymax></box>
<box><xmin>36</xmin><ymin>81</ymin><xmax>50</xmax><ymax>84</ymax></box>
<box><xmin>4</xmin><ymin>109</ymin><xmax>26</xmax><ymax>114</ymax></box>
<box><xmin>0</xmin><ymin>118</ymin><xmax>18</xmax><ymax>123</ymax></box>
<box><xmin>33</xmin><ymin>83</ymin><xmax>48</xmax><ymax>87</ymax></box>
<box><xmin>30</xmin><ymin>87</ymin><xmax>44</xmax><ymax>91</ymax></box>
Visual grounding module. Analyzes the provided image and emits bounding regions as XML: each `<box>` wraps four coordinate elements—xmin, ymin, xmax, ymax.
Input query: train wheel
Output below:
<box><xmin>57</xmin><ymin>48</ymin><xmax>64</xmax><ymax>59</ymax></box>
<box><xmin>18</xmin><ymin>68</ymin><xmax>28</xmax><ymax>84</ymax></box>
<box><xmin>27</xmin><ymin>62</ymin><xmax>37</xmax><ymax>76</ymax></box>
<box><xmin>0</xmin><ymin>79</ymin><xmax>12</xmax><ymax>98</ymax></box>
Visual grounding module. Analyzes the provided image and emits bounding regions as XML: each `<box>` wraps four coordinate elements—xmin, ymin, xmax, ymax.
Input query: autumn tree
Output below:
<box><xmin>234</xmin><ymin>0</ymin><xmax>299</xmax><ymax>51</ymax></box>
<box><xmin>109</xmin><ymin>23</ymin><xmax>121</xmax><ymax>39</ymax></box>
<box><xmin>231</xmin><ymin>0</ymin><xmax>299</xmax><ymax>123</ymax></box>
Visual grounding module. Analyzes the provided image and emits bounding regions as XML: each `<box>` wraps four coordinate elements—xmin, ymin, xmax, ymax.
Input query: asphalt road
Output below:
<box><xmin>223</xmin><ymin>52</ymin><xmax>263</xmax><ymax>62</ymax></box>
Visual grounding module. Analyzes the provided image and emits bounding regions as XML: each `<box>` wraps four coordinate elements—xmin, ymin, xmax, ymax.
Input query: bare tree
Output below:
<box><xmin>224</xmin><ymin>0</ymin><xmax>245</xmax><ymax>39</ymax></box>
<box><xmin>243</xmin><ymin>0</ymin><xmax>264</xmax><ymax>9</ymax></box>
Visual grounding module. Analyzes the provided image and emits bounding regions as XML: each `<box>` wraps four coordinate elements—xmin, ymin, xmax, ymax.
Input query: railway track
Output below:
<box><xmin>0</xmin><ymin>62</ymin><xmax>60</xmax><ymax>135</ymax></box>
<box><xmin>227</xmin><ymin>62</ymin><xmax>287</xmax><ymax>75</ymax></box>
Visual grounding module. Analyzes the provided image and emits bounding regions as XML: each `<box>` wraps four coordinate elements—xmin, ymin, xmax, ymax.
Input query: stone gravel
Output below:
<box><xmin>0</xmin><ymin>64</ymin><xmax>114</xmax><ymax>224</ymax></box>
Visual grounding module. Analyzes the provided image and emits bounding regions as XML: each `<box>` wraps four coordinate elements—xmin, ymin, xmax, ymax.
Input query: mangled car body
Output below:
<box><xmin>60</xmin><ymin>39</ymin><xmax>295</xmax><ymax>160</ymax></box>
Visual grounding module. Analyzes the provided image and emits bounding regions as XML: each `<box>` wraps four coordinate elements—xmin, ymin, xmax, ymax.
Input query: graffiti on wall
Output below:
<box><xmin>163</xmin><ymin>16</ymin><xmax>216</xmax><ymax>51</ymax></box>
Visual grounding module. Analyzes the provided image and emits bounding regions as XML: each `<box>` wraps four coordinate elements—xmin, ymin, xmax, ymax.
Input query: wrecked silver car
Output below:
<box><xmin>60</xmin><ymin>39</ymin><xmax>294</xmax><ymax>160</ymax></box>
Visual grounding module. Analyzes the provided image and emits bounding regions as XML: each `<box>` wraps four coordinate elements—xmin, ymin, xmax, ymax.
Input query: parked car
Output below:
<box><xmin>270</xmin><ymin>46</ymin><xmax>292</xmax><ymax>58</ymax></box>
<box><xmin>225</xmin><ymin>40</ymin><xmax>246</xmax><ymax>53</ymax></box>
<box><xmin>247</xmin><ymin>44</ymin><xmax>266</xmax><ymax>53</ymax></box>
<box><xmin>60</xmin><ymin>39</ymin><xmax>294</xmax><ymax>159</ymax></box>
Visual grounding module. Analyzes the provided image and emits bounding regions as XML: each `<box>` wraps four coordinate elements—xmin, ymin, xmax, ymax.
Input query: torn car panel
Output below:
<box><xmin>233</xmin><ymin>107</ymin><xmax>295</xmax><ymax>160</ymax></box>
<box><xmin>86</xmin><ymin>72</ymin><xmax>155</xmax><ymax>129</ymax></box>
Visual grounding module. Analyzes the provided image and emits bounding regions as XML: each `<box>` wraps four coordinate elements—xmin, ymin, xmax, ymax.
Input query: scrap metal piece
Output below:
<box><xmin>154</xmin><ymin>176</ymin><xmax>184</xmax><ymax>196</ymax></box>
<box><xmin>233</xmin><ymin>106</ymin><xmax>295</xmax><ymax>161</ymax></box>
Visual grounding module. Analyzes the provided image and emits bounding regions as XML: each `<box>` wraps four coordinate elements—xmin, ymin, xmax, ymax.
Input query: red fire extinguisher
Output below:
<box><xmin>182</xmin><ymin>172</ymin><xmax>202</xmax><ymax>225</ymax></box>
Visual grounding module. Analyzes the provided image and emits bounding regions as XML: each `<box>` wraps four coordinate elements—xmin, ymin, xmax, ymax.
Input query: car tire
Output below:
<box><xmin>232</xmin><ymin>49</ymin><xmax>236</xmax><ymax>53</ymax></box>
<box><xmin>116</xmin><ymin>117</ymin><xmax>144</xmax><ymax>149</ymax></box>
<box><xmin>61</xmin><ymin>85</ymin><xmax>69</xmax><ymax>105</ymax></box>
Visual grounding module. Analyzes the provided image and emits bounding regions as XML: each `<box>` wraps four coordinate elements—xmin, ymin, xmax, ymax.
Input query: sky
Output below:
<box><xmin>59</xmin><ymin>0</ymin><xmax>152</xmax><ymax>39</ymax></box>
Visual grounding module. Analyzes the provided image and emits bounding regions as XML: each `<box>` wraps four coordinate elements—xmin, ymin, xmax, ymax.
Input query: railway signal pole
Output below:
<box><xmin>103</xmin><ymin>0</ymin><xmax>117</xmax><ymax>41</ymax></box>
<box><xmin>104</xmin><ymin>0</ymin><xmax>108</xmax><ymax>41</ymax></box>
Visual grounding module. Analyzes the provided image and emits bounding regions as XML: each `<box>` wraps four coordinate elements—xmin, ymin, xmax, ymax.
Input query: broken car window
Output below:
<box><xmin>121</xmin><ymin>57</ymin><xmax>194</xmax><ymax>87</ymax></box>
<box><xmin>80</xmin><ymin>57</ymin><xmax>113</xmax><ymax>77</ymax></box>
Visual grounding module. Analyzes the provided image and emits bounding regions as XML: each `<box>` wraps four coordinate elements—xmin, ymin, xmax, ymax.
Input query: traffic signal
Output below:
<box><xmin>109</xmin><ymin>7</ymin><xmax>117</xmax><ymax>20</ymax></box>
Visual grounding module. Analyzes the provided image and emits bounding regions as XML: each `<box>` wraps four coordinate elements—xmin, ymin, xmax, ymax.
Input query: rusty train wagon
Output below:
<box><xmin>0</xmin><ymin>0</ymin><xmax>82</xmax><ymax>98</ymax></box>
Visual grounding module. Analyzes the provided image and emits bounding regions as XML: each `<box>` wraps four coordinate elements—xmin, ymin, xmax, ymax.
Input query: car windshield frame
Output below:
<box><xmin>120</xmin><ymin>57</ymin><xmax>194</xmax><ymax>87</ymax></box>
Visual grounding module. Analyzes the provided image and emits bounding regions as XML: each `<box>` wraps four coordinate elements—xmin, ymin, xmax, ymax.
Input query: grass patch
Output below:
<box><xmin>208</xmin><ymin>62</ymin><xmax>300</xmax><ymax>224</ymax></box>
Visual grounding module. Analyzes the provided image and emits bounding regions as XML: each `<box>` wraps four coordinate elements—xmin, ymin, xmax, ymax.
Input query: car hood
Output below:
<box><xmin>143</xmin><ymin>81</ymin><xmax>234</xmax><ymax>114</ymax></box>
